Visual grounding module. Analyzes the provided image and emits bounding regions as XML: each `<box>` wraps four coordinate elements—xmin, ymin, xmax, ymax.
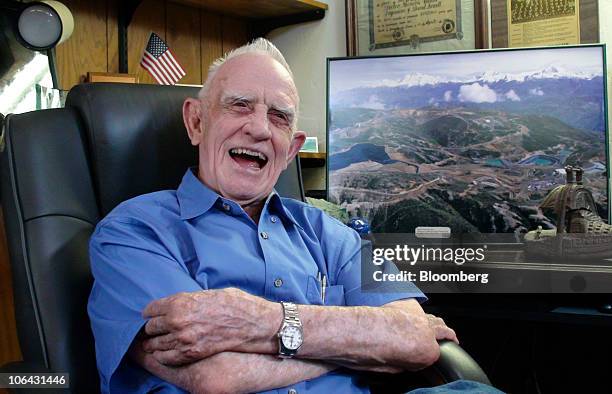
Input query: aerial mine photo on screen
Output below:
<box><xmin>328</xmin><ymin>46</ymin><xmax>608</xmax><ymax>233</ymax></box>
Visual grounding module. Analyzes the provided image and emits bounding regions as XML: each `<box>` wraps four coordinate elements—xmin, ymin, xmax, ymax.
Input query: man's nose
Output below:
<box><xmin>244</xmin><ymin>107</ymin><xmax>272</xmax><ymax>140</ymax></box>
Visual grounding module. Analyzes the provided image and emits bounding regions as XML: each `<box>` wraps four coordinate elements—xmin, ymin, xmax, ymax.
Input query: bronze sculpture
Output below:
<box><xmin>524</xmin><ymin>166</ymin><xmax>612</xmax><ymax>261</ymax></box>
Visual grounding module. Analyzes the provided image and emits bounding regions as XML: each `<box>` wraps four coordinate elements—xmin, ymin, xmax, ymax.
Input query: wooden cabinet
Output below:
<box><xmin>56</xmin><ymin>0</ymin><xmax>327</xmax><ymax>90</ymax></box>
<box><xmin>169</xmin><ymin>0</ymin><xmax>327</xmax><ymax>19</ymax></box>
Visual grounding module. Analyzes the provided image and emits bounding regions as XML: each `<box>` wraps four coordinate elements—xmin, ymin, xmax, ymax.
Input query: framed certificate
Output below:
<box><xmin>346</xmin><ymin>0</ymin><xmax>489</xmax><ymax>56</ymax></box>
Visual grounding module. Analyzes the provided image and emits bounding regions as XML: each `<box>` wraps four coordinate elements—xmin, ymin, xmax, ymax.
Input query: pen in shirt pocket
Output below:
<box><xmin>322</xmin><ymin>274</ymin><xmax>327</xmax><ymax>304</ymax></box>
<box><xmin>317</xmin><ymin>271</ymin><xmax>327</xmax><ymax>303</ymax></box>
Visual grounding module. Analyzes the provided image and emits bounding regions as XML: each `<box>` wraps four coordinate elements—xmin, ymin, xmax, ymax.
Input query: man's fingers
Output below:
<box><xmin>144</xmin><ymin>316</ymin><xmax>171</xmax><ymax>336</ymax></box>
<box><xmin>448</xmin><ymin>328</ymin><xmax>459</xmax><ymax>344</ymax></box>
<box><xmin>435</xmin><ymin>326</ymin><xmax>459</xmax><ymax>344</ymax></box>
<box><xmin>152</xmin><ymin>349</ymin><xmax>190</xmax><ymax>366</ymax></box>
<box><xmin>143</xmin><ymin>334</ymin><xmax>176</xmax><ymax>353</ymax></box>
<box><xmin>143</xmin><ymin>298</ymin><xmax>170</xmax><ymax>318</ymax></box>
<box><xmin>427</xmin><ymin>314</ymin><xmax>445</xmax><ymax>326</ymax></box>
<box><xmin>426</xmin><ymin>314</ymin><xmax>459</xmax><ymax>344</ymax></box>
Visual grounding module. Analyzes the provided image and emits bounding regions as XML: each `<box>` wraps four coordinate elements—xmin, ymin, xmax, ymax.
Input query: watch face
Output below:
<box><xmin>281</xmin><ymin>325</ymin><xmax>303</xmax><ymax>350</ymax></box>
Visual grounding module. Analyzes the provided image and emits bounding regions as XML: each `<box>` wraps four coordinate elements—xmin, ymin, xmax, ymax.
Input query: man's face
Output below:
<box><xmin>185</xmin><ymin>53</ymin><xmax>305</xmax><ymax>205</ymax></box>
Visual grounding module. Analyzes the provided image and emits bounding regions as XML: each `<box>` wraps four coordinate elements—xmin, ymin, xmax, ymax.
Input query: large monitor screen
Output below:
<box><xmin>327</xmin><ymin>45</ymin><xmax>609</xmax><ymax>233</ymax></box>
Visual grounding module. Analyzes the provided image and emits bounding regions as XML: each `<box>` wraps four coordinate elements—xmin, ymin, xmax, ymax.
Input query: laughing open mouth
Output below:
<box><xmin>229</xmin><ymin>148</ymin><xmax>269</xmax><ymax>170</ymax></box>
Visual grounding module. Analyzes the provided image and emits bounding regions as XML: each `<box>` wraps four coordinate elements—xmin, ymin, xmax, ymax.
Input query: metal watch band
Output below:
<box><xmin>281</xmin><ymin>302</ymin><xmax>301</xmax><ymax>326</ymax></box>
<box><xmin>278</xmin><ymin>301</ymin><xmax>303</xmax><ymax>358</ymax></box>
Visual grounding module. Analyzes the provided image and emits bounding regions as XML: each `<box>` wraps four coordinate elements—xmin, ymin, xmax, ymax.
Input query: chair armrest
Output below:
<box><xmin>0</xmin><ymin>361</ymin><xmax>50</xmax><ymax>374</ymax></box>
<box><xmin>364</xmin><ymin>340</ymin><xmax>491</xmax><ymax>393</ymax></box>
<box><xmin>0</xmin><ymin>362</ymin><xmax>68</xmax><ymax>393</ymax></box>
<box><xmin>421</xmin><ymin>340</ymin><xmax>491</xmax><ymax>385</ymax></box>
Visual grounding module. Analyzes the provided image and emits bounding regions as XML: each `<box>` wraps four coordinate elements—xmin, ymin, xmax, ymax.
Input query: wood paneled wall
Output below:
<box><xmin>0</xmin><ymin>210</ymin><xmax>20</xmax><ymax>367</ymax></box>
<box><xmin>56</xmin><ymin>0</ymin><xmax>252</xmax><ymax>90</ymax></box>
<box><xmin>0</xmin><ymin>0</ymin><xmax>252</xmax><ymax>369</ymax></box>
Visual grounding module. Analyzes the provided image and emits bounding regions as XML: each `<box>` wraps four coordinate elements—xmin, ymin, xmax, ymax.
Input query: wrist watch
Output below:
<box><xmin>277</xmin><ymin>302</ymin><xmax>303</xmax><ymax>358</ymax></box>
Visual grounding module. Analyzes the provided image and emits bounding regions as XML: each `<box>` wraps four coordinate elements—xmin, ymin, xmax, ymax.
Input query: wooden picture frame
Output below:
<box><xmin>346</xmin><ymin>0</ymin><xmax>489</xmax><ymax>57</ymax></box>
<box><xmin>490</xmin><ymin>0</ymin><xmax>599</xmax><ymax>48</ymax></box>
<box><xmin>87</xmin><ymin>72</ymin><xmax>139</xmax><ymax>84</ymax></box>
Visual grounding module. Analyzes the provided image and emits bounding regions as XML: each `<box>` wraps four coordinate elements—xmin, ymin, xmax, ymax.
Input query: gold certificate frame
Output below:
<box><xmin>346</xmin><ymin>0</ymin><xmax>489</xmax><ymax>56</ymax></box>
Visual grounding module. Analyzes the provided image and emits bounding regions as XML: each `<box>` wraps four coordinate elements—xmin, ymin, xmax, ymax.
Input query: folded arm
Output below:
<box><xmin>130</xmin><ymin>336</ymin><xmax>336</xmax><ymax>394</ymax></box>
<box><xmin>298</xmin><ymin>299</ymin><xmax>449</xmax><ymax>370</ymax></box>
<box><xmin>141</xmin><ymin>288</ymin><xmax>457</xmax><ymax>372</ymax></box>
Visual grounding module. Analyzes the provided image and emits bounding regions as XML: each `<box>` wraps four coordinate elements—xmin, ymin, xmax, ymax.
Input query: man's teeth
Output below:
<box><xmin>230</xmin><ymin>148</ymin><xmax>267</xmax><ymax>161</ymax></box>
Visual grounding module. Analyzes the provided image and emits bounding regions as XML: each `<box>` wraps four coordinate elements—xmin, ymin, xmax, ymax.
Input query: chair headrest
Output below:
<box><xmin>66</xmin><ymin>83</ymin><xmax>199</xmax><ymax>215</ymax></box>
<box><xmin>66</xmin><ymin>83</ymin><xmax>304</xmax><ymax>215</ymax></box>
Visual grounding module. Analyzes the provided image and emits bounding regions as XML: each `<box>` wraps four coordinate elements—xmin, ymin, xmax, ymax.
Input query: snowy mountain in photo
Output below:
<box><xmin>331</xmin><ymin>67</ymin><xmax>605</xmax><ymax>132</ymax></box>
<box><xmin>363</xmin><ymin>65</ymin><xmax>600</xmax><ymax>88</ymax></box>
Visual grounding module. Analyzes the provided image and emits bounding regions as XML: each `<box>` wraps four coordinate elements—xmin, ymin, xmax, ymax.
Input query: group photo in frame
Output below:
<box><xmin>490</xmin><ymin>0</ymin><xmax>599</xmax><ymax>48</ymax></box>
<box><xmin>346</xmin><ymin>0</ymin><xmax>489</xmax><ymax>56</ymax></box>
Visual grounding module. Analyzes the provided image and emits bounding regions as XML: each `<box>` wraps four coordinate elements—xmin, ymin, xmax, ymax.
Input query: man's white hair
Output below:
<box><xmin>199</xmin><ymin>38</ymin><xmax>294</xmax><ymax>97</ymax></box>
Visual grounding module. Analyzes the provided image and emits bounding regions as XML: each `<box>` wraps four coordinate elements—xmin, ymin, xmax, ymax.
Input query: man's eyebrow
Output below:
<box><xmin>220</xmin><ymin>92</ymin><xmax>296</xmax><ymax>121</ymax></box>
<box><xmin>220</xmin><ymin>93</ymin><xmax>255</xmax><ymax>104</ymax></box>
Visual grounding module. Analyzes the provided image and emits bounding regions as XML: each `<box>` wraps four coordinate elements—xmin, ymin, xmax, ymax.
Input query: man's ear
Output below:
<box><xmin>285</xmin><ymin>131</ymin><xmax>307</xmax><ymax>168</ymax></box>
<box><xmin>183</xmin><ymin>98</ymin><xmax>203</xmax><ymax>146</ymax></box>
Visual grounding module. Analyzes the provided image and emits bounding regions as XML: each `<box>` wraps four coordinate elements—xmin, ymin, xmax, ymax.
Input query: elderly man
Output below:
<box><xmin>88</xmin><ymin>38</ymin><xmax>473</xmax><ymax>394</ymax></box>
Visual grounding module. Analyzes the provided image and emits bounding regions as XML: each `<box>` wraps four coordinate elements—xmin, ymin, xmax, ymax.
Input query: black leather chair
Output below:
<box><xmin>0</xmin><ymin>83</ymin><xmax>490</xmax><ymax>393</ymax></box>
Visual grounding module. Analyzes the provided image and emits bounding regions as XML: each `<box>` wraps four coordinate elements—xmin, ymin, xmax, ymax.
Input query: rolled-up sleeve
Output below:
<box><xmin>88</xmin><ymin>216</ymin><xmax>201</xmax><ymax>393</ymax></box>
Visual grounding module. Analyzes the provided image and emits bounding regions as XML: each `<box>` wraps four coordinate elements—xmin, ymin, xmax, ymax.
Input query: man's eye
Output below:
<box><xmin>270</xmin><ymin>112</ymin><xmax>288</xmax><ymax>122</ymax></box>
<box><xmin>234</xmin><ymin>101</ymin><xmax>248</xmax><ymax>108</ymax></box>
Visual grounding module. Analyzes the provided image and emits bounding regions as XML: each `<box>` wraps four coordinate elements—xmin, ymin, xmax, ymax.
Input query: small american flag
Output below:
<box><xmin>140</xmin><ymin>32</ymin><xmax>186</xmax><ymax>85</ymax></box>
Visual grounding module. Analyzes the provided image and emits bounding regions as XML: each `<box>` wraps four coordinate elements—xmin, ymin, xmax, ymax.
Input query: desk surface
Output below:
<box><xmin>424</xmin><ymin>294</ymin><xmax>612</xmax><ymax>326</ymax></box>
<box><xmin>393</xmin><ymin>255</ymin><xmax>612</xmax><ymax>293</ymax></box>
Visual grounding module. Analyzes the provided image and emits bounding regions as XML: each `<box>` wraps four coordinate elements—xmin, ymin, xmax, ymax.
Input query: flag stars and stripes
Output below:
<box><xmin>140</xmin><ymin>32</ymin><xmax>186</xmax><ymax>85</ymax></box>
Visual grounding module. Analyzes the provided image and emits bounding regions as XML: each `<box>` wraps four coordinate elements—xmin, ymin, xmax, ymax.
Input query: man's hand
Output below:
<box><xmin>131</xmin><ymin>335</ymin><xmax>337</xmax><ymax>394</ymax></box>
<box><xmin>425</xmin><ymin>314</ymin><xmax>458</xmax><ymax>344</ymax></box>
<box><xmin>130</xmin><ymin>335</ymin><xmax>199</xmax><ymax>392</ymax></box>
<box><xmin>142</xmin><ymin>288</ymin><xmax>280</xmax><ymax>365</ymax></box>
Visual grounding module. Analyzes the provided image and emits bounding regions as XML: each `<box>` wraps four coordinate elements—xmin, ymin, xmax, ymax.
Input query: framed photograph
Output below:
<box><xmin>300</xmin><ymin>136</ymin><xmax>319</xmax><ymax>153</ymax></box>
<box><xmin>327</xmin><ymin>45</ymin><xmax>609</xmax><ymax>234</ymax></box>
<box><xmin>490</xmin><ymin>0</ymin><xmax>599</xmax><ymax>48</ymax></box>
<box><xmin>346</xmin><ymin>0</ymin><xmax>489</xmax><ymax>57</ymax></box>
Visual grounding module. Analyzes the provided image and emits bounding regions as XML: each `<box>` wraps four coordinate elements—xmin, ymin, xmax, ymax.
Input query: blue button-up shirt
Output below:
<box><xmin>88</xmin><ymin>168</ymin><xmax>425</xmax><ymax>393</ymax></box>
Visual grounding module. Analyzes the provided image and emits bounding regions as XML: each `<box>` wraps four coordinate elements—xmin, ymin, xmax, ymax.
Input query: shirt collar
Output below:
<box><xmin>266</xmin><ymin>192</ymin><xmax>304</xmax><ymax>230</ymax></box>
<box><xmin>177</xmin><ymin>168</ymin><xmax>220</xmax><ymax>220</ymax></box>
<box><xmin>177</xmin><ymin>168</ymin><xmax>303</xmax><ymax>230</ymax></box>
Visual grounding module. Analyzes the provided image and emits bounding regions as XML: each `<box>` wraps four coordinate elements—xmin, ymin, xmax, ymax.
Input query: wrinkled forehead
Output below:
<box><xmin>209</xmin><ymin>53</ymin><xmax>298</xmax><ymax>109</ymax></box>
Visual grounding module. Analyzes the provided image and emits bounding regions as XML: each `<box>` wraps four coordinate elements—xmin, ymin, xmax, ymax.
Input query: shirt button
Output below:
<box><xmin>222</xmin><ymin>203</ymin><xmax>230</xmax><ymax>212</ymax></box>
<box><xmin>270</xmin><ymin>216</ymin><xmax>278</xmax><ymax>223</ymax></box>
<box><xmin>260</xmin><ymin>231</ymin><xmax>269</xmax><ymax>240</ymax></box>
<box><xmin>288</xmin><ymin>389</ymin><xmax>297</xmax><ymax>394</ymax></box>
<box><xmin>274</xmin><ymin>278</ymin><xmax>283</xmax><ymax>287</ymax></box>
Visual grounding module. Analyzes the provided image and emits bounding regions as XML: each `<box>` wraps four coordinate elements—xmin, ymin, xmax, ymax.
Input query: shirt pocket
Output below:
<box><xmin>306</xmin><ymin>276</ymin><xmax>345</xmax><ymax>306</ymax></box>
